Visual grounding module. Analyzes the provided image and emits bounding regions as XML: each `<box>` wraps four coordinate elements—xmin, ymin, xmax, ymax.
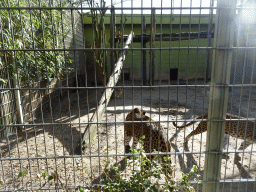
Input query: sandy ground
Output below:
<box><xmin>0</xmin><ymin>80</ymin><xmax>256</xmax><ymax>191</ymax></box>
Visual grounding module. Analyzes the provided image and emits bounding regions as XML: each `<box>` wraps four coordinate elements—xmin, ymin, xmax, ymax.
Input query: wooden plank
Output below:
<box><xmin>149</xmin><ymin>9</ymin><xmax>155</xmax><ymax>86</ymax></box>
<box><xmin>75</xmin><ymin>31</ymin><xmax>134</xmax><ymax>155</ymax></box>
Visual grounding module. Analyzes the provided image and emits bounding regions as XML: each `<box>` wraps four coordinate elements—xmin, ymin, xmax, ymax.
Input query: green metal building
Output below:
<box><xmin>83</xmin><ymin>14</ymin><xmax>215</xmax><ymax>82</ymax></box>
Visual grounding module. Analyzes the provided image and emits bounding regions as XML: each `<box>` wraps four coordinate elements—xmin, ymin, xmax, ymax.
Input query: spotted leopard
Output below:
<box><xmin>124</xmin><ymin>108</ymin><xmax>171</xmax><ymax>159</ymax></box>
<box><xmin>173</xmin><ymin>113</ymin><xmax>256</xmax><ymax>160</ymax></box>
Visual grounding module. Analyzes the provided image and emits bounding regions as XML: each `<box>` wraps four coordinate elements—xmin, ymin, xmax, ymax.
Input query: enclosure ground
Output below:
<box><xmin>1</xmin><ymin>80</ymin><xmax>256</xmax><ymax>191</ymax></box>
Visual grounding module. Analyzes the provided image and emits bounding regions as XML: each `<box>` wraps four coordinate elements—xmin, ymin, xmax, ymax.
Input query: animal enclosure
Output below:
<box><xmin>0</xmin><ymin>0</ymin><xmax>256</xmax><ymax>191</ymax></box>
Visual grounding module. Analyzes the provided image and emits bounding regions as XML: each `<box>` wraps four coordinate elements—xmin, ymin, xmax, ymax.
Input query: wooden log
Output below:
<box><xmin>75</xmin><ymin>31</ymin><xmax>134</xmax><ymax>155</ymax></box>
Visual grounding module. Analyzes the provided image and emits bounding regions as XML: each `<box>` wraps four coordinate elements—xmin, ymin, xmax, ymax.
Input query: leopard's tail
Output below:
<box><xmin>172</xmin><ymin>114</ymin><xmax>208</xmax><ymax>128</ymax></box>
<box><xmin>172</xmin><ymin>120</ymin><xmax>197</xmax><ymax>128</ymax></box>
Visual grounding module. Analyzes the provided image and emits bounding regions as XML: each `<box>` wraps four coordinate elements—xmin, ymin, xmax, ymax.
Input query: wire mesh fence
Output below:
<box><xmin>0</xmin><ymin>0</ymin><xmax>256</xmax><ymax>191</ymax></box>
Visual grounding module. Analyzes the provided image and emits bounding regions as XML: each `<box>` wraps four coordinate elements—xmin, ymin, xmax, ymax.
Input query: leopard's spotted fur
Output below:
<box><xmin>173</xmin><ymin>113</ymin><xmax>256</xmax><ymax>160</ymax></box>
<box><xmin>124</xmin><ymin>108</ymin><xmax>171</xmax><ymax>158</ymax></box>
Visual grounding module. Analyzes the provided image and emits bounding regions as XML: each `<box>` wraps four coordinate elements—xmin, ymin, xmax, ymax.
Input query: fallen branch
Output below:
<box><xmin>75</xmin><ymin>31</ymin><xmax>134</xmax><ymax>155</ymax></box>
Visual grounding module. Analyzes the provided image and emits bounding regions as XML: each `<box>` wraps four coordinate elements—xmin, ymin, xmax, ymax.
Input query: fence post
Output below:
<box><xmin>13</xmin><ymin>75</ymin><xmax>24</xmax><ymax>130</ymax></box>
<box><xmin>203</xmin><ymin>0</ymin><xmax>237</xmax><ymax>191</ymax></box>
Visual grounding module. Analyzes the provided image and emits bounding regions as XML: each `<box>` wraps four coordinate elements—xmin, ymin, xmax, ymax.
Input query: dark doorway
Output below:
<box><xmin>123</xmin><ymin>68</ymin><xmax>130</xmax><ymax>81</ymax></box>
<box><xmin>170</xmin><ymin>68</ymin><xmax>178</xmax><ymax>80</ymax></box>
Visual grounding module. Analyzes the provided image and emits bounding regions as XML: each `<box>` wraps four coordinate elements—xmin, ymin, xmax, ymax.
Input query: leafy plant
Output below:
<box><xmin>91</xmin><ymin>147</ymin><xmax>200</xmax><ymax>191</ymax></box>
<box><xmin>37</xmin><ymin>171</ymin><xmax>70</xmax><ymax>190</ymax></box>
<box><xmin>0</xmin><ymin>0</ymin><xmax>73</xmax><ymax>86</ymax></box>
<box><xmin>18</xmin><ymin>170</ymin><xmax>28</xmax><ymax>178</ymax></box>
<box><xmin>14</xmin><ymin>149</ymin><xmax>200</xmax><ymax>191</ymax></box>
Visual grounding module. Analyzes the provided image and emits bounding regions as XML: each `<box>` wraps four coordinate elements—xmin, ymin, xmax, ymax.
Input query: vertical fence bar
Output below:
<box><xmin>203</xmin><ymin>0</ymin><xmax>237</xmax><ymax>191</ymax></box>
<box><xmin>149</xmin><ymin>8</ymin><xmax>155</xmax><ymax>86</ymax></box>
<box><xmin>206</xmin><ymin>0</ymin><xmax>214</xmax><ymax>81</ymax></box>
<box><xmin>142</xmin><ymin>16</ymin><xmax>147</xmax><ymax>85</ymax></box>
<box><xmin>110</xmin><ymin>6</ymin><xmax>116</xmax><ymax>75</ymax></box>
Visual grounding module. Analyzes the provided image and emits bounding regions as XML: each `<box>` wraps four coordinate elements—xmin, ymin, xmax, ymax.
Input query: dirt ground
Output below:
<box><xmin>1</xmin><ymin>80</ymin><xmax>256</xmax><ymax>191</ymax></box>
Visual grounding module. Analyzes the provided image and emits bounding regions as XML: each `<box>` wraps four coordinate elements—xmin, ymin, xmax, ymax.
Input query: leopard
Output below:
<box><xmin>173</xmin><ymin>113</ymin><xmax>256</xmax><ymax>161</ymax></box>
<box><xmin>124</xmin><ymin>108</ymin><xmax>171</xmax><ymax>161</ymax></box>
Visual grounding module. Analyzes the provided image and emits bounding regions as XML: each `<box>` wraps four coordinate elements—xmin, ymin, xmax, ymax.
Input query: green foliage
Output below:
<box><xmin>12</xmin><ymin>137</ymin><xmax>200</xmax><ymax>191</ymax></box>
<box><xmin>39</xmin><ymin>171</ymin><xmax>48</xmax><ymax>179</ymax></box>
<box><xmin>36</xmin><ymin>171</ymin><xmax>65</xmax><ymax>190</ymax></box>
<box><xmin>76</xmin><ymin>162</ymin><xmax>88</xmax><ymax>174</ymax></box>
<box><xmin>18</xmin><ymin>170</ymin><xmax>28</xmax><ymax>178</ymax></box>
<box><xmin>92</xmin><ymin>147</ymin><xmax>200</xmax><ymax>192</ymax></box>
<box><xmin>14</xmin><ymin>152</ymin><xmax>200</xmax><ymax>191</ymax></box>
<box><xmin>0</xmin><ymin>78</ymin><xmax>8</xmax><ymax>84</ymax></box>
<box><xmin>47</xmin><ymin>172</ymin><xmax>55</xmax><ymax>181</ymax></box>
<box><xmin>0</xmin><ymin>0</ymin><xmax>73</xmax><ymax>86</ymax></box>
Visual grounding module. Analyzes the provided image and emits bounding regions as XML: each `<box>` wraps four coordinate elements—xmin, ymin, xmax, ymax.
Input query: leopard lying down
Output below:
<box><xmin>124</xmin><ymin>108</ymin><xmax>171</xmax><ymax>160</ymax></box>
<box><xmin>173</xmin><ymin>113</ymin><xmax>256</xmax><ymax>160</ymax></box>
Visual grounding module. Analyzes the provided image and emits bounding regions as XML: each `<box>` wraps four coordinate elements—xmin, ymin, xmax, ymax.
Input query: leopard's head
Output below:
<box><xmin>133</xmin><ymin>108</ymin><xmax>146</xmax><ymax>116</ymax></box>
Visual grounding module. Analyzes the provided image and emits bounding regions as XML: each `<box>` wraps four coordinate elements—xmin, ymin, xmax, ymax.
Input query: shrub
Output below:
<box><xmin>0</xmin><ymin>0</ymin><xmax>72</xmax><ymax>86</ymax></box>
<box><xmin>90</xmin><ymin>147</ymin><xmax>200</xmax><ymax>192</ymax></box>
